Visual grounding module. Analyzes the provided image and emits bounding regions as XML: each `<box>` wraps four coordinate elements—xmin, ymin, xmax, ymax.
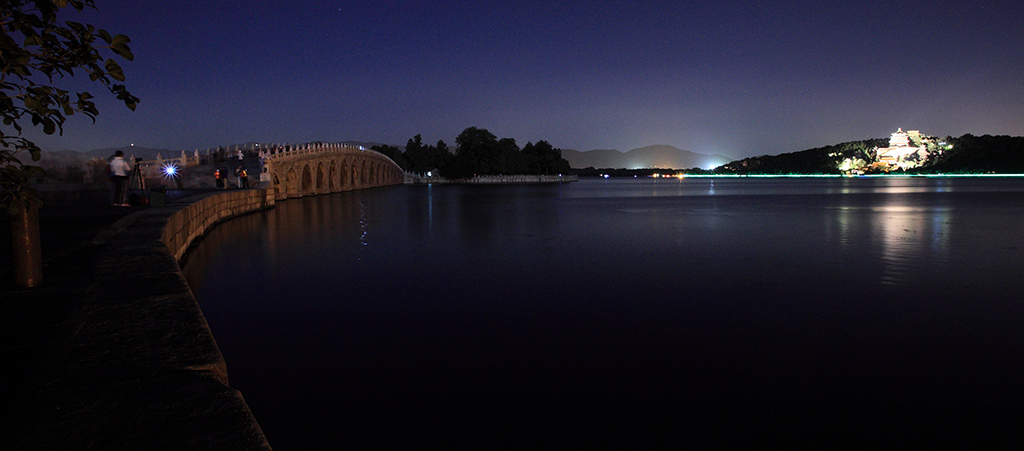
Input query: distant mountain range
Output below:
<box><xmin>29</xmin><ymin>134</ymin><xmax>1024</xmax><ymax>177</ymax></box>
<box><xmin>36</xmin><ymin>144</ymin><xmax>256</xmax><ymax>168</ymax></box>
<box><xmin>561</xmin><ymin>145</ymin><xmax>732</xmax><ymax>170</ymax></box>
<box><xmin>29</xmin><ymin>146</ymin><xmax>177</xmax><ymax>169</ymax></box>
<box><xmin>39</xmin><ymin>142</ymin><xmax>387</xmax><ymax>165</ymax></box>
<box><xmin>37</xmin><ymin>143</ymin><xmax>732</xmax><ymax>171</ymax></box>
<box><xmin>83</xmin><ymin>146</ymin><xmax>179</xmax><ymax>160</ymax></box>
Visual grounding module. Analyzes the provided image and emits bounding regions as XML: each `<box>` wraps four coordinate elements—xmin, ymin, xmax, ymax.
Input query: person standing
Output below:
<box><xmin>235</xmin><ymin>165</ymin><xmax>249</xmax><ymax>188</ymax></box>
<box><xmin>109</xmin><ymin>150</ymin><xmax>132</xmax><ymax>206</ymax></box>
<box><xmin>220</xmin><ymin>166</ymin><xmax>229</xmax><ymax>188</ymax></box>
<box><xmin>214</xmin><ymin>167</ymin><xmax>223</xmax><ymax>189</ymax></box>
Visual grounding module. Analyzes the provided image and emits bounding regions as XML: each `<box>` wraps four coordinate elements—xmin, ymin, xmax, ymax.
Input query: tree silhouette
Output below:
<box><xmin>1</xmin><ymin>0</ymin><xmax>138</xmax><ymax>287</ymax></box>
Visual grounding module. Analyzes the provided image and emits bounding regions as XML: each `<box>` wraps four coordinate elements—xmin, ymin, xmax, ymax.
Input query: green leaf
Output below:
<box><xmin>112</xmin><ymin>45</ymin><xmax>134</xmax><ymax>61</ymax></box>
<box><xmin>23</xmin><ymin>96</ymin><xmax>41</xmax><ymax>110</ymax></box>
<box><xmin>104</xmin><ymin>59</ymin><xmax>125</xmax><ymax>81</ymax></box>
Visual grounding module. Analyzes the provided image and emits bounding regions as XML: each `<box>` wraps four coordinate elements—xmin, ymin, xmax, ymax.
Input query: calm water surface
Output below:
<box><xmin>183</xmin><ymin>177</ymin><xmax>1024</xmax><ymax>448</ymax></box>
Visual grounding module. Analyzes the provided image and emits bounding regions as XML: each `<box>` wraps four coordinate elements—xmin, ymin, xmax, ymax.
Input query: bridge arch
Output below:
<box><xmin>315</xmin><ymin>162</ymin><xmax>326</xmax><ymax>193</ymax></box>
<box><xmin>286</xmin><ymin>168</ymin><xmax>298</xmax><ymax>198</ymax></box>
<box><xmin>301</xmin><ymin>165</ymin><xmax>313</xmax><ymax>196</ymax></box>
<box><xmin>265</xmin><ymin>143</ymin><xmax>405</xmax><ymax>200</ymax></box>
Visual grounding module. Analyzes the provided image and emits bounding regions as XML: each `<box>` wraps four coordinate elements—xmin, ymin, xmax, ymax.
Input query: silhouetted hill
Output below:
<box><xmin>38</xmin><ymin>148</ymin><xmax>180</xmax><ymax>170</ymax></box>
<box><xmin>716</xmin><ymin>139</ymin><xmax>887</xmax><ymax>174</ymax></box>
<box><xmin>563</xmin><ymin>145</ymin><xmax>732</xmax><ymax>169</ymax></box>
<box><xmin>35</xmin><ymin>149</ymin><xmax>96</xmax><ymax>168</ymax></box>
<box><xmin>40</xmin><ymin>141</ymin><xmax>389</xmax><ymax>169</ymax></box>
<box><xmin>561</xmin><ymin>149</ymin><xmax>620</xmax><ymax>168</ymax></box>
<box><xmin>714</xmin><ymin>134</ymin><xmax>1024</xmax><ymax>175</ymax></box>
<box><xmin>912</xmin><ymin>134</ymin><xmax>1024</xmax><ymax>173</ymax></box>
<box><xmin>85</xmin><ymin>146</ymin><xmax>179</xmax><ymax>161</ymax></box>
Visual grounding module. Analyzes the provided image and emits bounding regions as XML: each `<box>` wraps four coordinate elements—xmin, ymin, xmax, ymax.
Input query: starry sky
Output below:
<box><xmin>24</xmin><ymin>0</ymin><xmax>1024</xmax><ymax>159</ymax></box>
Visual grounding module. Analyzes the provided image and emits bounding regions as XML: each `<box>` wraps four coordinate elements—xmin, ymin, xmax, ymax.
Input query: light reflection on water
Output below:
<box><xmin>184</xmin><ymin>177</ymin><xmax>1024</xmax><ymax>448</ymax></box>
<box><xmin>827</xmin><ymin>203</ymin><xmax>954</xmax><ymax>286</ymax></box>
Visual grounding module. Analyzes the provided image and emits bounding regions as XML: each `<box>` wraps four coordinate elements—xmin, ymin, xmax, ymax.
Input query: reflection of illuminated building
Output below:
<box><xmin>874</xmin><ymin>128</ymin><xmax>931</xmax><ymax>170</ymax></box>
<box><xmin>872</xmin><ymin>203</ymin><xmax>951</xmax><ymax>287</ymax></box>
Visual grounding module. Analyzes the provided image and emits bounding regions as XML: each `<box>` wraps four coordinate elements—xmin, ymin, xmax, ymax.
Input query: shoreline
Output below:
<box><xmin>410</xmin><ymin>174</ymin><xmax>578</xmax><ymax>184</ymax></box>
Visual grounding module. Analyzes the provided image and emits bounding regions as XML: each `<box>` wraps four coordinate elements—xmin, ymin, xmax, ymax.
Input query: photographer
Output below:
<box><xmin>109</xmin><ymin>150</ymin><xmax>132</xmax><ymax>206</ymax></box>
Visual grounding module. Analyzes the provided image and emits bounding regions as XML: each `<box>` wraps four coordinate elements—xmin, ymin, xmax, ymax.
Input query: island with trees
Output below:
<box><xmin>371</xmin><ymin>127</ymin><xmax>573</xmax><ymax>183</ymax></box>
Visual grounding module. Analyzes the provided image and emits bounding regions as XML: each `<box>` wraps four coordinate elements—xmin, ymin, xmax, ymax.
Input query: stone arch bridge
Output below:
<box><xmin>263</xmin><ymin>143</ymin><xmax>406</xmax><ymax>200</ymax></box>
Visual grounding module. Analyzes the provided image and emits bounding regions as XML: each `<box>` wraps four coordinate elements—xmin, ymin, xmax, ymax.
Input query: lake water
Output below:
<box><xmin>183</xmin><ymin>177</ymin><xmax>1024</xmax><ymax>448</ymax></box>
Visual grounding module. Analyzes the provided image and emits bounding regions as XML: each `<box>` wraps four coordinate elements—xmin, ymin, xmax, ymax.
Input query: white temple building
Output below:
<box><xmin>874</xmin><ymin>128</ymin><xmax>930</xmax><ymax>170</ymax></box>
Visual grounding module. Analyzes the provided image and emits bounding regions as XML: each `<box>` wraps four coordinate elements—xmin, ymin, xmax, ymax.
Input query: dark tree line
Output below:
<box><xmin>372</xmin><ymin>134</ymin><xmax>452</xmax><ymax>175</ymax></box>
<box><xmin>910</xmin><ymin>134</ymin><xmax>1024</xmax><ymax>174</ymax></box>
<box><xmin>373</xmin><ymin>127</ymin><xmax>571</xmax><ymax>179</ymax></box>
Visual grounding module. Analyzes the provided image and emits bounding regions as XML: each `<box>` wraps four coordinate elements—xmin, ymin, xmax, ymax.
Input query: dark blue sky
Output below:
<box><xmin>28</xmin><ymin>0</ymin><xmax>1024</xmax><ymax>158</ymax></box>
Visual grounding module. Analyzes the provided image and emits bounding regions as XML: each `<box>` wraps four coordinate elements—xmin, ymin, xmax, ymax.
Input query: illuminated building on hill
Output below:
<box><xmin>874</xmin><ymin>128</ymin><xmax>931</xmax><ymax>170</ymax></box>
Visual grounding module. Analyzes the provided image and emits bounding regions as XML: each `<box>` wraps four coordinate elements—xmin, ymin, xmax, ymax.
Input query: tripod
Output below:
<box><xmin>120</xmin><ymin>160</ymin><xmax>146</xmax><ymax>206</ymax></box>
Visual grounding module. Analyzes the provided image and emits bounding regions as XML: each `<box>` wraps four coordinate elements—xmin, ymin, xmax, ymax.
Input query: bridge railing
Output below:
<box><xmin>263</xmin><ymin>143</ymin><xmax>372</xmax><ymax>160</ymax></box>
<box><xmin>126</xmin><ymin>141</ymin><xmax>403</xmax><ymax>182</ymax></box>
<box><xmin>261</xmin><ymin>142</ymin><xmax>401</xmax><ymax>170</ymax></box>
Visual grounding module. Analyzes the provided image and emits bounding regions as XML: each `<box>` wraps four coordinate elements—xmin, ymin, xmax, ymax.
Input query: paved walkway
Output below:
<box><xmin>1</xmin><ymin>193</ymin><xmax>139</xmax><ymax>447</ymax></box>
<box><xmin>1</xmin><ymin>172</ymin><xmax>270</xmax><ymax>449</ymax></box>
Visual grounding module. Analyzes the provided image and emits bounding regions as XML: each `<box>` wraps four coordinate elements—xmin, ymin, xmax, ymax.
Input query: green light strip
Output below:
<box><xmin>676</xmin><ymin>173</ymin><xmax>1024</xmax><ymax>178</ymax></box>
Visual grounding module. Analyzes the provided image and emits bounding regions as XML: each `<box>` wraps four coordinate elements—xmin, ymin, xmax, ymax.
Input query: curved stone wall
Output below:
<box><xmin>161</xmin><ymin>189</ymin><xmax>276</xmax><ymax>262</ymax></box>
<box><xmin>17</xmin><ymin>189</ymin><xmax>277</xmax><ymax>449</ymax></box>
<box><xmin>45</xmin><ymin>175</ymin><xmax>395</xmax><ymax>449</ymax></box>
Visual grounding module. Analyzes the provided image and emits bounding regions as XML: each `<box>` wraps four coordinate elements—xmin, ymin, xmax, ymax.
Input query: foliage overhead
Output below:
<box><xmin>1</xmin><ymin>0</ymin><xmax>138</xmax><ymax>213</ymax></box>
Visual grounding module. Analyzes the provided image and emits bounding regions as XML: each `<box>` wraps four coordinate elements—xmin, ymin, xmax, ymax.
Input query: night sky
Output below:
<box><xmin>26</xmin><ymin>0</ymin><xmax>1024</xmax><ymax>159</ymax></box>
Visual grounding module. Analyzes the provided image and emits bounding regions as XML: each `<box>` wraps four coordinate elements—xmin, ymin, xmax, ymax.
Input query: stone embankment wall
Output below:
<box><xmin>411</xmin><ymin>174</ymin><xmax>579</xmax><ymax>184</ymax></box>
<box><xmin>162</xmin><ymin>188</ymin><xmax>275</xmax><ymax>261</ymax></box>
<box><xmin>21</xmin><ymin>189</ymin><xmax>277</xmax><ymax>449</ymax></box>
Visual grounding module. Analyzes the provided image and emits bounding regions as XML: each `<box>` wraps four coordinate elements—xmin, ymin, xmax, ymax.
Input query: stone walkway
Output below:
<box><xmin>1</xmin><ymin>176</ymin><xmax>270</xmax><ymax>449</ymax></box>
